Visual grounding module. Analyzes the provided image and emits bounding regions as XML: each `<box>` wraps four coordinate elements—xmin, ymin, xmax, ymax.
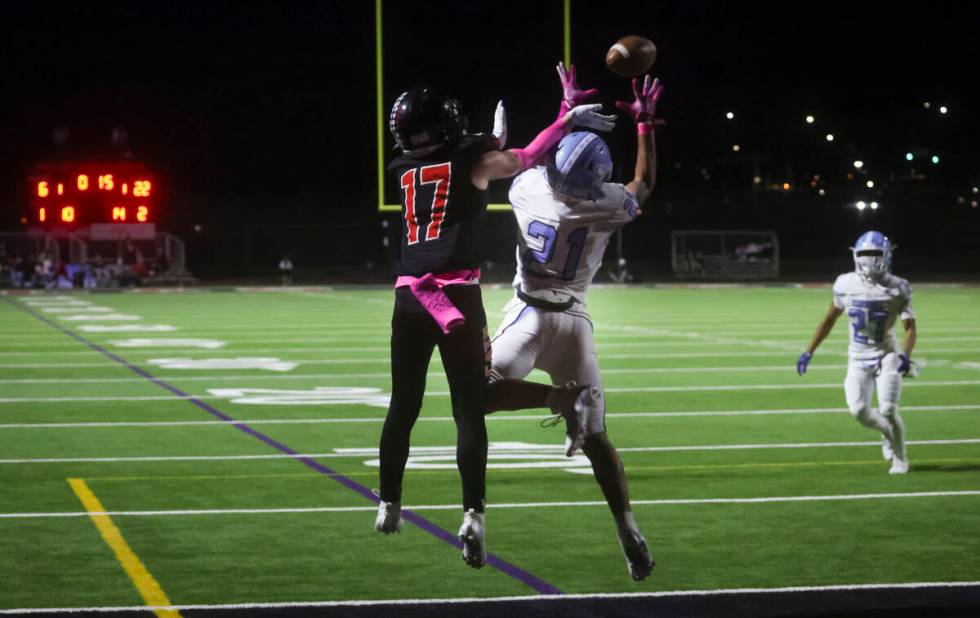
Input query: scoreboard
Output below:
<box><xmin>28</xmin><ymin>161</ymin><xmax>156</xmax><ymax>226</ymax></box>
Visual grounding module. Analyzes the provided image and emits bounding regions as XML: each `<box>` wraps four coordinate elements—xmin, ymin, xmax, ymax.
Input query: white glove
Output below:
<box><xmin>565</xmin><ymin>103</ymin><xmax>616</xmax><ymax>132</ymax></box>
<box><xmin>492</xmin><ymin>100</ymin><xmax>507</xmax><ymax>149</ymax></box>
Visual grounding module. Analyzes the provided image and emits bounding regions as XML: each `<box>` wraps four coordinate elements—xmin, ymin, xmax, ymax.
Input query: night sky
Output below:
<box><xmin>1</xmin><ymin>1</ymin><xmax>977</xmax><ymax>241</ymax></box>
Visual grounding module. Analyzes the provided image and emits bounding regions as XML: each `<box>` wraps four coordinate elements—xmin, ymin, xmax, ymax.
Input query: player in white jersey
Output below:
<box><xmin>797</xmin><ymin>231</ymin><xmax>917</xmax><ymax>474</ymax></box>
<box><xmin>488</xmin><ymin>67</ymin><xmax>661</xmax><ymax>581</ymax></box>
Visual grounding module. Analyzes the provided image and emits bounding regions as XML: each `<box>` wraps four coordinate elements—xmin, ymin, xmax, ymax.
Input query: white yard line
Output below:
<box><xmin>3</xmin><ymin>404</ymin><xmax>978</xmax><ymax>429</ymax></box>
<box><xmin>0</xmin><ymin>347</ymin><xmax>975</xmax><ymax>362</ymax></box>
<box><xmin>5</xmin><ymin>582</ymin><xmax>980</xmax><ymax>615</ymax></box>
<box><xmin>2</xmin><ymin>491</ymin><xmax>979</xmax><ymax>520</ymax></box>
<box><xmin>1</xmin><ymin>438</ymin><xmax>977</xmax><ymax>464</ymax></box>
<box><xmin>7</xmin><ymin>380</ymin><xmax>979</xmax><ymax>403</ymax></box>
<box><xmin>8</xmin><ymin>362</ymin><xmax>980</xmax><ymax>385</ymax></box>
<box><xmin>0</xmin><ymin>365</ymin><xmax>848</xmax><ymax>385</ymax></box>
<box><xmin>0</xmin><ymin>358</ymin><xmax>391</xmax><ymax>369</ymax></box>
<box><xmin>6</xmin><ymin>332</ymin><xmax>979</xmax><ymax>348</ymax></box>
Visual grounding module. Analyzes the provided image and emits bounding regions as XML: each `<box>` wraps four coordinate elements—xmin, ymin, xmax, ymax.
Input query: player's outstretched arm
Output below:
<box><xmin>471</xmin><ymin>103</ymin><xmax>615</xmax><ymax>189</ymax></box>
<box><xmin>471</xmin><ymin>62</ymin><xmax>611</xmax><ymax>189</ymax></box>
<box><xmin>798</xmin><ymin>302</ymin><xmax>843</xmax><ymax>375</ymax></box>
<box><xmin>616</xmin><ymin>76</ymin><xmax>663</xmax><ymax>205</ymax></box>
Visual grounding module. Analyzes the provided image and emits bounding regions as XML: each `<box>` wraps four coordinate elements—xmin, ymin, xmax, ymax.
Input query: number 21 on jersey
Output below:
<box><xmin>400</xmin><ymin>163</ymin><xmax>452</xmax><ymax>245</ymax></box>
<box><xmin>522</xmin><ymin>220</ymin><xmax>588</xmax><ymax>281</ymax></box>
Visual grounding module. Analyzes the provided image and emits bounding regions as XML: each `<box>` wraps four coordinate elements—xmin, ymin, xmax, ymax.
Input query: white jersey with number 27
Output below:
<box><xmin>508</xmin><ymin>166</ymin><xmax>639</xmax><ymax>305</ymax></box>
<box><xmin>833</xmin><ymin>271</ymin><xmax>915</xmax><ymax>362</ymax></box>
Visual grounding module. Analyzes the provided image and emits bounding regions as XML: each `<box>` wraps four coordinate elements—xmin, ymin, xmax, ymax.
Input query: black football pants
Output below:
<box><xmin>379</xmin><ymin>284</ymin><xmax>489</xmax><ymax>512</ymax></box>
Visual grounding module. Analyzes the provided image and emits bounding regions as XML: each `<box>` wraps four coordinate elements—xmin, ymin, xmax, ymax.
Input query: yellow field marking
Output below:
<box><xmin>67</xmin><ymin>478</ymin><xmax>181</xmax><ymax>618</ymax></box>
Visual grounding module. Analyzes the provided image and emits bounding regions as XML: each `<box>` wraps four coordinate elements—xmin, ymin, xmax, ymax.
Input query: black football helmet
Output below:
<box><xmin>389</xmin><ymin>87</ymin><xmax>469</xmax><ymax>155</ymax></box>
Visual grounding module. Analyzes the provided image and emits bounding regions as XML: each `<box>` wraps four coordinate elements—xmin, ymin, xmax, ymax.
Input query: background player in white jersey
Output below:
<box><xmin>797</xmin><ymin>231</ymin><xmax>917</xmax><ymax>474</ymax></box>
<box><xmin>488</xmin><ymin>66</ymin><xmax>661</xmax><ymax>581</ymax></box>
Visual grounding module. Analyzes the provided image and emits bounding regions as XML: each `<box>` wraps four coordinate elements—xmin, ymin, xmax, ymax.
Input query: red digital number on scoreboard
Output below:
<box><xmin>29</xmin><ymin>162</ymin><xmax>156</xmax><ymax>226</ymax></box>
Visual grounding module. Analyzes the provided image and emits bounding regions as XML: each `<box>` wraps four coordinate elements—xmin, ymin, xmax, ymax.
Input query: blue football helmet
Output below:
<box><xmin>851</xmin><ymin>230</ymin><xmax>893</xmax><ymax>281</ymax></box>
<box><xmin>545</xmin><ymin>131</ymin><xmax>612</xmax><ymax>200</ymax></box>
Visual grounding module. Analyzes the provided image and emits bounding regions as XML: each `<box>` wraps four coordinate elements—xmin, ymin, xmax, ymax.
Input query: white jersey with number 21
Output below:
<box><xmin>833</xmin><ymin>272</ymin><xmax>914</xmax><ymax>362</ymax></box>
<box><xmin>508</xmin><ymin>166</ymin><xmax>639</xmax><ymax>305</ymax></box>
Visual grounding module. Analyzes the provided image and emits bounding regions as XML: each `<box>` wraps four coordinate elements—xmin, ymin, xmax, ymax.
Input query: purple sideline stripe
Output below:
<box><xmin>6</xmin><ymin>297</ymin><xmax>562</xmax><ymax>596</ymax></box>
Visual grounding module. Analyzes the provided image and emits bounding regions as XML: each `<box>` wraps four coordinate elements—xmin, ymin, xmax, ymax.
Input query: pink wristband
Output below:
<box><xmin>637</xmin><ymin>122</ymin><xmax>653</xmax><ymax>135</ymax></box>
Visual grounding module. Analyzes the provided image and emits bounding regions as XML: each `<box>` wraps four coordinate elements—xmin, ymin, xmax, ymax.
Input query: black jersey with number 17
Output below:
<box><xmin>387</xmin><ymin>135</ymin><xmax>496</xmax><ymax>276</ymax></box>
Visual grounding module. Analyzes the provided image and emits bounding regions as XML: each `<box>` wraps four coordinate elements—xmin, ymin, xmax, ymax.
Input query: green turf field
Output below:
<box><xmin>1</xmin><ymin>284</ymin><xmax>979</xmax><ymax>613</ymax></box>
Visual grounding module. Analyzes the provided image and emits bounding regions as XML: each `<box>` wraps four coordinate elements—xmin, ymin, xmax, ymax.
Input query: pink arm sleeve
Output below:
<box><xmin>510</xmin><ymin>118</ymin><xmax>568</xmax><ymax>171</ymax></box>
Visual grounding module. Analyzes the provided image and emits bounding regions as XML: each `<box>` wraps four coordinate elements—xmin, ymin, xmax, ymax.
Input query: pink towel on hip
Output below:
<box><xmin>395</xmin><ymin>269</ymin><xmax>480</xmax><ymax>335</ymax></box>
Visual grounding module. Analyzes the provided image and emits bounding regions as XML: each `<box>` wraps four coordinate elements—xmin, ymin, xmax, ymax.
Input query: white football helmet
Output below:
<box><xmin>851</xmin><ymin>231</ymin><xmax>893</xmax><ymax>281</ymax></box>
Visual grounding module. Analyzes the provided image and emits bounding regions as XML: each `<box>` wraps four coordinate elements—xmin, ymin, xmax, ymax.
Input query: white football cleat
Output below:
<box><xmin>889</xmin><ymin>456</ymin><xmax>909</xmax><ymax>475</ymax></box>
<box><xmin>457</xmin><ymin>509</ymin><xmax>486</xmax><ymax>569</ymax></box>
<box><xmin>881</xmin><ymin>433</ymin><xmax>894</xmax><ymax>461</ymax></box>
<box><xmin>374</xmin><ymin>500</ymin><xmax>402</xmax><ymax>534</ymax></box>
<box><xmin>617</xmin><ymin>526</ymin><xmax>654</xmax><ymax>581</ymax></box>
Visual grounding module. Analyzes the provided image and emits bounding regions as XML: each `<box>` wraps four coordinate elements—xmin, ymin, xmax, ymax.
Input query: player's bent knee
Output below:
<box><xmin>879</xmin><ymin>401</ymin><xmax>898</xmax><ymax>418</ymax></box>
<box><xmin>848</xmin><ymin>405</ymin><xmax>871</xmax><ymax>421</ymax></box>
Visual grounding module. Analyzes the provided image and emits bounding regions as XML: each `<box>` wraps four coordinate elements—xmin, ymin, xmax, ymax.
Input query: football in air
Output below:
<box><xmin>605</xmin><ymin>35</ymin><xmax>658</xmax><ymax>77</ymax></box>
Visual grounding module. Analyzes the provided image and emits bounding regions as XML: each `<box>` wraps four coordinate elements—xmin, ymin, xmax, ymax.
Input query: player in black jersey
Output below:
<box><xmin>376</xmin><ymin>83</ymin><xmax>617</xmax><ymax>569</ymax></box>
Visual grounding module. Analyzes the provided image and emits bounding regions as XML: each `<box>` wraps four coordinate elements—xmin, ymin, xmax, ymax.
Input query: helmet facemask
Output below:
<box><xmin>854</xmin><ymin>249</ymin><xmax>888</xmax><ymax>280</ymax></box>
<box><xmin>851</xmin><ymin>230</ymin><xmax>894</xmax><ymax>282</ymax></box>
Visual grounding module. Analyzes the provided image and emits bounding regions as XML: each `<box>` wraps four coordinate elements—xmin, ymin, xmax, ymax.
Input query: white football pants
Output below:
<box><xmin>490</xmin><ymin>298</ymin><xmax>606</xmax><ymax>436</ymax></box>
<box><xmin>844</xmin><ymin>352</ymin><xmax>907</xmax><ymax>458</ymax></box>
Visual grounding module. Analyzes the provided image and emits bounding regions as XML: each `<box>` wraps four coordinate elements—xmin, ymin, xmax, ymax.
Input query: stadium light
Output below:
<box><xmin>726</xmin><ymin>111</ymin><xmax>734</xmax><ymax>120</ymax></box>
<box><xmin>853</xmin><ymin>160</ymin><xmax>864</xmax><ymax>169</ymax></box>
<box><xmin>940</xmin><ymin>106</ymin><xmax>948</xmax><ymax>114</ymax></box>
<box><xmin>866</xmin><ymin>180</ymin><xmax>874</xmax><ymax>188</ymax></box>
<box><xmin>782</xmin><ymin>182</ymin><xmax>791</xmax><ymax>191</ymax></box>
<box><xmin>818</xmin><ymin>188</ymin><xmax>826</xmax><ymax>196</ymax></box>
<box><xmin>825</xmin><ymin>133</ymin><xmax>834</xmax><ymax>142</ymax></box>
<box><xmin>752</xmin><ymin>176</ymin><xmax>762</xmax><ymax>185</ymax></box>
<box><xmin>905</xmin><ymin>152</ymin><xmax>914</xmax><ymax>161</ymax></box>
<box><xmin>805</xmin><ymin>115</ymin><xmax>815</xmax><ymax>124</ymax></box>
<box><xmin>732</xmin><ymin>144</ymin><xmax>741</xmax><ymax>152</ymax></box>
<box><xmin>856</xmin><ymin>201</ymin><xmax>867</xmax><ymax>210</ymax></box>
<box><xmin>973</xmin><ymin>187</ymin><xmax>979</xmax><ymax>194</ymax></box>
<box><xmin>870</xmin><ymin>201</ymin><xmax>879</xmax><ymax>210</ymax></box>
<box><xmin>923</xmin><ymin>101</ymin><xmax>932</xmax><ymax>109</ymax></box>
<box><xmin>931</xmin><ymin>155</ymin><xmax>940</xmax><ymax>164</ymax></box>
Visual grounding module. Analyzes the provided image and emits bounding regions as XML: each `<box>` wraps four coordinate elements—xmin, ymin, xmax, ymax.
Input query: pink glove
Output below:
<box><xmin>557</xmin><ymin>62</ymin><xmax>599</xmax><ymax>118</ymax></box>
<box><xmin>615</xmin><ymin>75</ymin><xmax>664</xmax><ymax>126</ymax></box>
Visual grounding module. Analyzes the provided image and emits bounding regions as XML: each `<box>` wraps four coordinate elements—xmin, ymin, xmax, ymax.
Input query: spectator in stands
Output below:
<box><xmin>22</xmin><ymin>254</ymin><xmax>37</xmax><ymax>288</ymax></box>
<box><xmin>11</xmin><ymin>255</ymin><xmax>25</xmax><ymax>288</ymax></box>
<box><xmin>279</xmin><ymin>256</ymin><xmax>294</xmax><ymax>286</ymax></box>
<box><xmin>123</xmin><ymin>241</ymin><xmax>138</xmax><ymax>265</ymax></box>
<box><xmin>153</xmin><ymin>244</ymin><xmax>170</xmax><ymax>276</ymax></box>
<box><xmin>83</xmin><ymin>263</ymin><xmax>98</xmax><ymax>288</ymax></box>
<box><xmin>53</xmin><ymin>261</ymin><xmax>72</xmax><ymax>288</ymax></box>
<box><xmin>93</xmin><ymin>254</ymin><xmax>113</xmax><ymax>287</ymax></box>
